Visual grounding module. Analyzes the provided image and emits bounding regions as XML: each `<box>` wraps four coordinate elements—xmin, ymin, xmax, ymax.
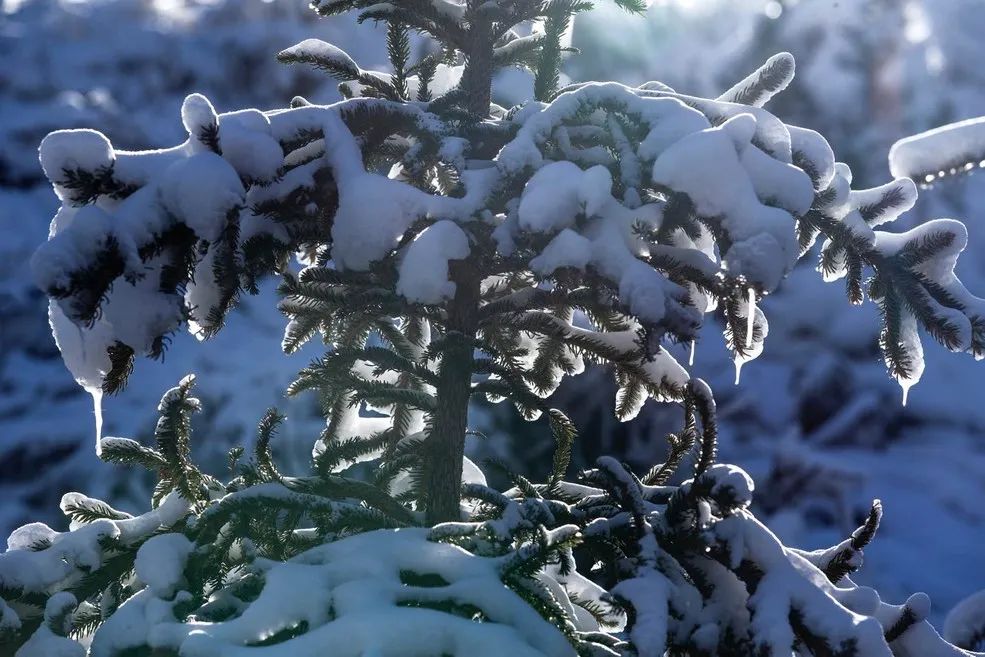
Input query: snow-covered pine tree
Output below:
<box><xmin>5</xmin><ymin>0</ymin><xmax>985</xmax><ymax>655</ymax></box>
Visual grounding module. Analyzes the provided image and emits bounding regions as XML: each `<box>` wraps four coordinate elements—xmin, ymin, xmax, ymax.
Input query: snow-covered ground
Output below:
<box><xmin>2</xmin><ymin>0</ymin><xmax>984</xmax><ymax>627</ymax></box>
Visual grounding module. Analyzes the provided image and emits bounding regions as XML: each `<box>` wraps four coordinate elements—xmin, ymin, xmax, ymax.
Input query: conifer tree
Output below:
<box><xmin>5</xmin><ymin>0</ymin><xmax>985</xmax><ymax>655</ymax></box>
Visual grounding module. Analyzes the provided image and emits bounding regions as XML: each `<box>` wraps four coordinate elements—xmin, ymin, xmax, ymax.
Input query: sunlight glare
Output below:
<box><xmin>903</xmin><ymin>1</ymin><xmax>931</xmax><ymax>43</ymax></box>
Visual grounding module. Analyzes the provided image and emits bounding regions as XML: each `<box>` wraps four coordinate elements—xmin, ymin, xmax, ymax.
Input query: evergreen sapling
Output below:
<box><xmin>5</xmin><ymin>1</ymin><xmax>985</xmax><ymax>655</ymax></box>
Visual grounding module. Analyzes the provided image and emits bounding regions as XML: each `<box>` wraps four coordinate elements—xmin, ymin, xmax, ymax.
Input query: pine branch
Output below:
<box><xmin>102</xmin><ymin>342</ymin><xmax>135</xmax><ymax>395</ymax></box>
<box><xmin>387</xmin><ymin>22</ymin><xmax>411</xmax><ymax>100</ymax></box>
<box><xmin>277</xmin><ymin>40</ymin><xmax>401</xmax><ymax>100</ymax></box>
<box><xmin>547</xmin><ymin>408</ymin><xmax>577</xmax><ymax>487</ymax></box>
<box><xmin>98</xmin><ymin>437</ymin><xmax>168</xmax><ymax>471</ymax></box>
<box><xmin>253</xmin><ymin>408</ymin><xmax>285</xmax><ymax>483</ymax></box>
<box><xmin>61</xmin><ymin>495</ymin><xmax>133</xmax><ymax>525</ymax></box>
<box><xmin>717</xmin><ymin>52</ymin><xmax>796</xmax><ymax>108</ymax></box>
<box><xmin>154</xmin><ymin>375</ymin><xmax>206</xmax><ymax>504</ymax></box>
<box><xmin>823</xmin><ymin>499</ymin><xmax>883</xmax><ymax>583</ymax></box>
<box><xmin>533</xmin><ymin>6</ymin><xmax>572</xmax><ymax>102</ymax></box>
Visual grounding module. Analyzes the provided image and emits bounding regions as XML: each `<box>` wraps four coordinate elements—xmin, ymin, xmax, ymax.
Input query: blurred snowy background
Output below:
<box><xmin>1</xmin><ymin>0</ymin><xmax>983</xmax><ymax>623</ymax></box>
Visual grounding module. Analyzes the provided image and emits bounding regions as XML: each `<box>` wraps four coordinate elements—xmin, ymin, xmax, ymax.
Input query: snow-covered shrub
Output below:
<box><xmin>6</xmin><ymin>0</ymin><xmax>985</xmax><ymax>654</ymax></box>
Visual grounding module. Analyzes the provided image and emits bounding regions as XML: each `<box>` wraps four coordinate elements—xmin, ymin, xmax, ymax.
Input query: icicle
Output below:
<box><xmin>689</xmin><ymin>340</ymin><xmax>696</xmax><ymax>367</ymax></box>
<box><xmin>901</xmin><ymin>381</ymin><xmax>912</xmax><ymax>407</ymax></box>
<box><xmin>91</xmin><ymin>387</ymin><xmax>104</xmax><ymax>456</ymax></box>
<box><xmin>734</xmin><ymin>358</ymin><xmax>743</xmax><ymax>385</ymax></box>
<box><xmin>746</xmin><ymin>287</ymin><xmax>756</xmax><ymax>349</ymax></box>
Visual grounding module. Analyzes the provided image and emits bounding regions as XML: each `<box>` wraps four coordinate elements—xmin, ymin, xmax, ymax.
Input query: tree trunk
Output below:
<box><xmin>460</xmin><ymin>9</ymin><xmax>494</xmax><ymax>118</ymax></box>
<box><xmin>424</xmin><ymin>260</ymin><xmax>481</xmax><ymax>524</ymax></box>
<box><xmin>422</xmin><ymin>5</ymin><xmax>494</xmax><ymax>524</ymax></box>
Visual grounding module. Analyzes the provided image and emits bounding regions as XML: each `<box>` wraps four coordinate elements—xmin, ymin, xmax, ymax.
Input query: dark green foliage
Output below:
<box><xmin>154</xmin><ymin>375</ymin><xmax>208</xmax><ymax>505</ymax></box>
<box><xmin>823</xmin><ymin>499</ymin><xmax>883</xmax><ymax>583</ymax></box>
<box><xmin>415</xmin><ymin>53</ymin><xmax>438</xmax><ymax>102</ymax></box>
<box><xmin>250</xmin><ymin>408</ymin><xmax>285</xmax><ymax>483</ymax></box>
<box><xmin>99</xmin><ymin>436</ymin><xmax>168</xmax><ymax>470</ymax></box>
<box><xmin>718</xmin><ymin>52</ymin><xmax>795</xmax><ymax>107</ymax></box>
<box><xmin>61</xmin><ymin>497</ymin><xmax>132</xmax><ymax>525</ymax></box>
<box><xmin>46</xmin><ymin>236</ymin><xmax>127</xmax><ymax>326</ymax></box>
<box><xmin>103</xmin><ymin>341</ymin><xmax>135</xmax><ymax>395</ymax></box>
<box><xmin>534</xmin><ymin>3</ymin><xmax>574</xmax><ymax>102</ymax></box>
<box><xmin>547</xmin><ymin>408</ymin><xmax>577</xmax><ymax>487</ymax></box>
<box><xmin>54</xmin><ymin>165</ymin><xmax>135</xmax><ymax>206</ymax></box>
<box><xmin>195</xmin><ymin>208</ymin><xmax>243</xmax><ymax>340</ymax></box>
<box><xmin>387</xmin><ymin>22</ymin><xmax>411</xmax><ymax>100</ymax></box>
<box><xmin>802</xmin><ymin>194</ymin><xmax>984</xmax><ymax>382</ymax></box>
<box><xmin>277</xmin><ymin>43</ymin><xmax>401</xmax><ymax>100</ymax></box>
